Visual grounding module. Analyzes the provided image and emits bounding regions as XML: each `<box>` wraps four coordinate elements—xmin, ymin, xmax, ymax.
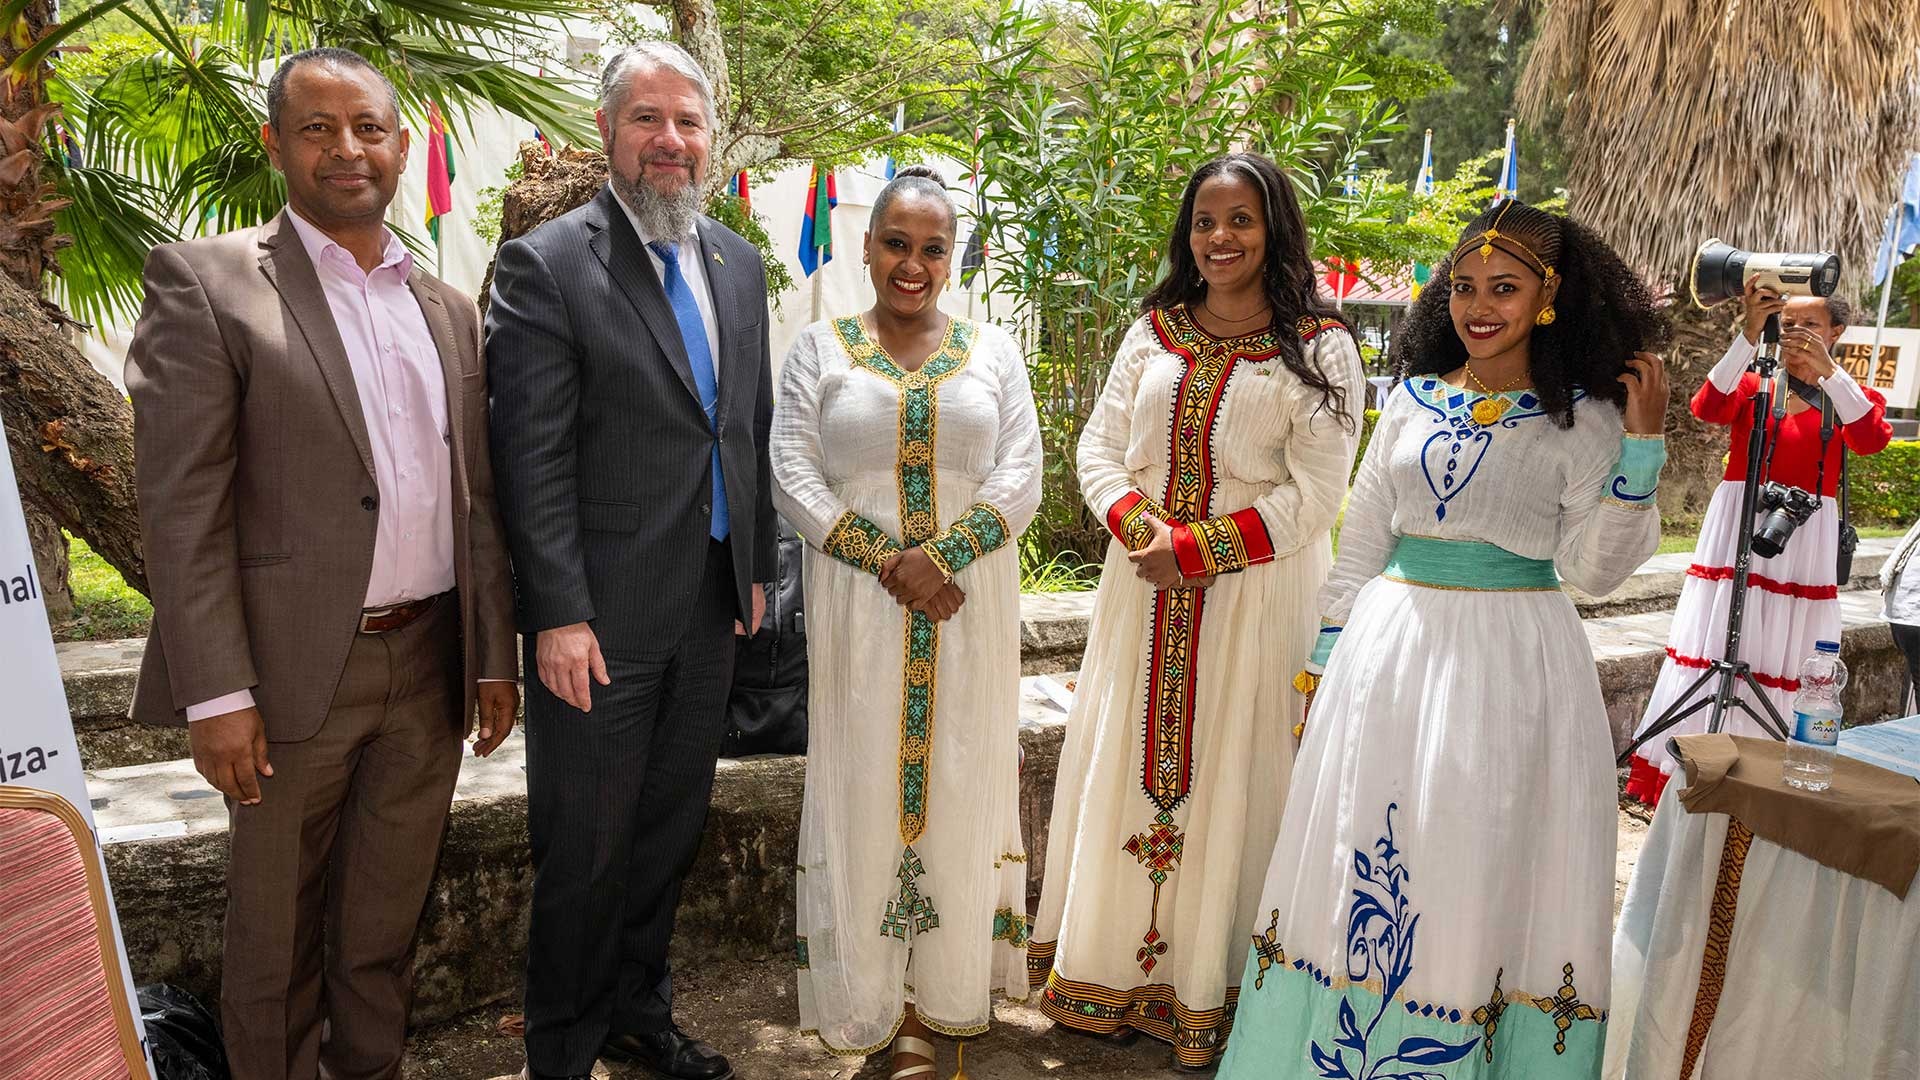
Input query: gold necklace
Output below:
<box><xmin>1462</xmin><ymin>361</ymin><xmax>1527</xmax><ymax>427</ymax></box>
<box><xmin>1200</xmin><ymin>299</ymin><xmax>1272</xmax><ymax>326</ymax></box>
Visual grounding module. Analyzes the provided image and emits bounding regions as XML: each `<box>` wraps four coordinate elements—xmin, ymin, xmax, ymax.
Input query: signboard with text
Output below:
<box><xmin>0</xmin><ymin>448</ymin><xmax>152</xmax><ymax>1075</ymax></box>
<box><xmin>1837</xmin><ymin>326</ymin><xmax>1920</xmax><ymax>410</ymax></box>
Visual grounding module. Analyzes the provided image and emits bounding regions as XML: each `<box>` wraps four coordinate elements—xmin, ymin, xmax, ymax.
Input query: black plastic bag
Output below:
<box><xmin>138</xmin><ymin>984</ymin><xmax>229</xmax><ymax>1080</ymax></box>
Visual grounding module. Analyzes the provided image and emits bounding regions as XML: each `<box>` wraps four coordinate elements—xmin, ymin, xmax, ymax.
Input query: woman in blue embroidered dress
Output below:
<box><xmin>1215</xmin><ymin>199</ymin><xmax>1670</xmax><ymax>1080</ymax></box>
<box><xmin>1028</xmin><ymin>153</ymin><xmax>1366</xmax><ymax>1071</ymax></box>
<box><xmin>772</xmin><ymin>166</ymin><xmax>1043</xmax><ymax>1080</ymax></box>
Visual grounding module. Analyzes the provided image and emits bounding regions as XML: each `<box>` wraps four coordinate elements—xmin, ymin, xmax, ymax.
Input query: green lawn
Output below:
<box><xmin>58</xmin><ymin>534</ymin><xmax>152</xmax><ymax>642</ymax></box>
<box><xmin>1654</xmin><ymin>524</ymin><xmax>1904</xmax><ymax>556</ymax></box>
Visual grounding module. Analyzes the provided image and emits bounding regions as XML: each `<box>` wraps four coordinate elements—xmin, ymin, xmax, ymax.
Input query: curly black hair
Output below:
<box><xmin>1391</xmin><ymin>205</ymin><xmax>1669</xmax><ymax>429</ymax></box>
<box><xmin>1141</xmin><ymin>152</ymin><xmax>1355</xmax><ymax>430</ymax></box>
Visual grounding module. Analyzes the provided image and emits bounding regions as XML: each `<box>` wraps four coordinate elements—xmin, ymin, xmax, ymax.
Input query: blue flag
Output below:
<box><xmin>1493</xmin><ymin>119</ymin><xmax>1517</xmax><ymax>206</ymax></box>
<box><xmin>1873</xmin><ymin>153</ymin><xmax>1920</xmax><ymax>285</ymax></box>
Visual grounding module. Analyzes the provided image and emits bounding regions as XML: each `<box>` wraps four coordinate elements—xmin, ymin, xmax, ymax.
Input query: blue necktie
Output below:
<box><xmin>649</xmin><ymin>240</ymin><xmax>728</xmax><ymax>541</ymax></box>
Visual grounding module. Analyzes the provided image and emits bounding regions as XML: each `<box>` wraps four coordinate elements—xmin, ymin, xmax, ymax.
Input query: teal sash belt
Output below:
<box><xmin>1382</xmin><ymin>535</ymin><xmax>1558</xmax><ymax>591</ymax></box>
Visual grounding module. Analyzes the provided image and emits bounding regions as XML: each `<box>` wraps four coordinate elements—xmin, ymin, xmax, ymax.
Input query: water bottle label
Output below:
<box><xmin>1793</xmin><ymin>710</ymin><xmax>1839</xmax><ymax>747</ymax></box>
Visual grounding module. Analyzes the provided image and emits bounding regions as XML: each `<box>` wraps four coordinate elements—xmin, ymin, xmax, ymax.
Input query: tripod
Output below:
<box><xmin>1618</xmin><ymin>316</ymin><xmax>1793</xmax><ymax>766</ymax></box>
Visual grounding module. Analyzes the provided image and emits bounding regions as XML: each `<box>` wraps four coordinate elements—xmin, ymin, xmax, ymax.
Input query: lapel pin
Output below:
<box><xmin>712</xmin><ymin>251</ymin><xmax>724</xmax><ymax>265</ymax></box>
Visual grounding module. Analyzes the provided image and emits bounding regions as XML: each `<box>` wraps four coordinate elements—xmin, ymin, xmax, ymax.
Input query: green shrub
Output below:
<box><xmin>1850</xmin><ymin>439</ymin><xmax>1920</xmax><ymax>528</ymax></box>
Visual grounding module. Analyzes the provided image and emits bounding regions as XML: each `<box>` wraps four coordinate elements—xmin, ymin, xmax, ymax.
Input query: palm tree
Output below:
<box><xmin>1519</xmin><ymin>0</ymin><xmax>1920</xmax><ymax>514</ymax></box>
<box><xmin>0</xmin><ymin>0</ymin><xmax>596</xmax><ymax>596</ymax></box>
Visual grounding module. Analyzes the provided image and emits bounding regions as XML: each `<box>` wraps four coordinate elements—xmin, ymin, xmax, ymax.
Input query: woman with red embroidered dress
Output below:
<box><xmin>1026</xmin><ymin>152</ymin><xmax>1365</xmax><ymax>1071</ymax></box>
<box><xmin>1623</xmin><ymin>284</ymin><xmax>1892</xmax><ymax>806</ymax></box>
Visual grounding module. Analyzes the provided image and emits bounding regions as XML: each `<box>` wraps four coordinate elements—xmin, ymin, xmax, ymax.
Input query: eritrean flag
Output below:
<box><xmin>798</xmin><ymin>164</ymin><xmax>836</xmax><ymax>277</ymax></box>
<box><xmin>424</xmin><ymin>101</ymin><xmax>454</xmax><ymax>243</ymax></box>
<box><xmin>1410</xmin><ymin>128</ymin><xmax>1435</xmax><ymax>299</ymax></box>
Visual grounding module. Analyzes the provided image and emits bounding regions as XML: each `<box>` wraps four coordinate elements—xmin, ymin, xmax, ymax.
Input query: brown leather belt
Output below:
<box><xmin>358</xmin><ymin>592</ymin><xmax>444</xmax><ymax>634</ymax></box>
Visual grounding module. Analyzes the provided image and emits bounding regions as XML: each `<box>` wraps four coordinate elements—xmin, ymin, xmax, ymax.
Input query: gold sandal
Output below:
<box><xmin>890</xmin><ymin>1034</ymin><xmax>937</xmax><ymax>1080</ymax></box>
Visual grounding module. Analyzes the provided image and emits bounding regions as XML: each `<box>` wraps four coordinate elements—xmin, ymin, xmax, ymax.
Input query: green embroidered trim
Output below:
<box><xmin>833</xmin><ymin>314</ymin><xmax>977</xmax><ymax>941</ymax></box>
<box><xmin>922</xmin><ymin>502</ymin><xmax>1012</xmax><ymax>579</ymax></box>
<box><xmin>880</xmin><ymin>846</ymin><xmax>940</xmax><ymax>940</ymax></box>
<box><xmin>795</xmin><ymin>936</ymin><xmax>809</xmax><ymax>969</ymax></box>
<box><xmin>822</xmin><ymin>510</ymin><xmax>901</xmax><ymax>575</ymax></box>
<box><xmin>993</xmin><ymin>907</ymin><xmax>1033</xmax><ymax>948</ymax></box>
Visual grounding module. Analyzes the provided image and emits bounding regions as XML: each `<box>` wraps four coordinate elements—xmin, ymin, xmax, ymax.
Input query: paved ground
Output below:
<box><xmin>403</xmin><ymin>809</ymin><xmax>1652</xmax><ymax>1080</ymax></box>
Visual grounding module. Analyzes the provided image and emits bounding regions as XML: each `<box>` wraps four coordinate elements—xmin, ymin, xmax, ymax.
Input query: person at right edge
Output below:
<box><xmin>1624</xmin><ymin>282</ymin><xmax>1891</xmax><ymax>807</ymax></box>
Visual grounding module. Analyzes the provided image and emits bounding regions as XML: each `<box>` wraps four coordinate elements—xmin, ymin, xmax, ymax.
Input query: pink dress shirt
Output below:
<box><xmin>187</xmin><ymin>209</ymin><xmax>460</xmax><ymax>722</ymax></box>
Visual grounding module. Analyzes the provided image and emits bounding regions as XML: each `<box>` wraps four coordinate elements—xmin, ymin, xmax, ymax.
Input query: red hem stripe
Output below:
<box><xmin>1623</xmin><ymin>754</ymin><xmax>1671</xmax><ymax>808</ymax></box>
<box><xmin>1686</xmin><ymin>564</ymin><xmax>1837</xmax><ymax>600</ymax></box>
<box><xmin>1664</xmin><ymin>647</ymin><xmax>1799</xmax><ymax>692</ymax></box>
<box><xmin>1226</xmin><ymin>507</ymin><xmax>1275</xmax><ymax>566</ymax></box>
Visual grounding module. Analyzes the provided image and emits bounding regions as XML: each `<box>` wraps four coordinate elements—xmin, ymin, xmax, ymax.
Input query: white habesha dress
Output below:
<box><xmin>772</xmin><ymin>315</ymin><xmax>1043</xmax><ymax>1056</ymax></box>
<box><xmin>1215</xmin><ymin>377</ymin><xmax>1665</xmax><ymax>1080</ymax></box>
<box><xmin>1028</xmin><ymin>306</ymin><xmax>1365</xmax><ymax>1069</ymax></box>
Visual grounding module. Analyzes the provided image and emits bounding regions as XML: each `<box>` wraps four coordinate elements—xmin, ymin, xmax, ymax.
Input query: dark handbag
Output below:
<box><xmin>723</xmin><ymin>519</ymin><xmax>808</xmax><ymax>757</ymax></box>
<box><xmin>1836</xmin><ymin>453</ymin><xmax>1858</xmax><ymax>584</ymax></box>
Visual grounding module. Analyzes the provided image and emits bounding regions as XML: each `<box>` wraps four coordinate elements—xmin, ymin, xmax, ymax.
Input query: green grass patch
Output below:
<box><xmin>1655</xmin><ymin>524</ymin><xmax>1903</xmax><ymax>557</ymax></box>
<box><xmin>58</xmin><ymin>533</ymin><xmax>151</xmax><ymax>642</ymax></box>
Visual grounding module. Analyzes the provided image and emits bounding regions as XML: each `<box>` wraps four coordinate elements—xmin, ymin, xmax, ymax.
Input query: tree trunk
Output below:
<box><xmin>0</xmin><ymin>273</ymin><xmax>145</xmax><ymax>596</ymax></box>
<box><xmin>23</xmin><ymin>497</ymin><xmax>71</xmax><ymax>620</ymax></box>
<box><xmin>1658</xmin><ymin>299</ymin><xmax>1742</xmax><ymax>524</ymax></box>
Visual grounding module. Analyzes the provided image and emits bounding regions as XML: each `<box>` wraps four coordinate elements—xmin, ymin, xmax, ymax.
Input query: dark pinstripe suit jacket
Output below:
<box><xmin>484</xmin><ymin>185</ymin><xmax>775</xmax><ymax>655</ymax></box>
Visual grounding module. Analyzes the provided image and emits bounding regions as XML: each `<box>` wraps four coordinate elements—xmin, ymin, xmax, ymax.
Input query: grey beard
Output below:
<box><xmin>612</xmin><ymin>169</ymin><xmax>702</xmax><ymax>241</ymax></box>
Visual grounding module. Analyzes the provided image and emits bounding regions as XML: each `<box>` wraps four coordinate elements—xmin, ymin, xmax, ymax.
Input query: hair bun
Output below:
<box><xmin>895</xmin><ymin>164</ymin><xmax>946</xmax><ymax>186</ymax></box>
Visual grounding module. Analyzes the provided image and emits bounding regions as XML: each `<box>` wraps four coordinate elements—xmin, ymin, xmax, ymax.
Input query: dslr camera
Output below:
<box><xmin>1752</xmin><ymin>481</ymin><xmax>1820</xmax><ymax>558</ymax></box>
<box><xmin>1690</xmin><ymin>240</ymin><xmax>1841</xmax><ymax>307</ymax></box>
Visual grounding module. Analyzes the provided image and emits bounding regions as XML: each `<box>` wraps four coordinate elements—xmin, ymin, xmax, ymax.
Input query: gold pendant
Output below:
<box><xmin>1471</xmin><ymin>396</ymin><xmax>1509</xmax><ymax>427</ymax></box>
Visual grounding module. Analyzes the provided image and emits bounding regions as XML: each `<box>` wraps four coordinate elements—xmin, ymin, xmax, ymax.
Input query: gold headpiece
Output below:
<box><xmin>1449</xmin><ymin>200</ymin><xmax>1557</xmax><ymax>283</ymax></box>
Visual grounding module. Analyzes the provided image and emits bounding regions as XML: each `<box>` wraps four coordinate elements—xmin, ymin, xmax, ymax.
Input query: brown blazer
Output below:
<box><xmin>125</xmin><ymin>211</ymin><xmax>518</xmax><ymax>742</ymax></box>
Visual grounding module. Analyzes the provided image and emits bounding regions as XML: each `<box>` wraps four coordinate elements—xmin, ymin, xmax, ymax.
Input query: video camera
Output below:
<box><xmin>1690</xmin><ymin>240</ymin><xmax>1841</xmax><ymax>308</ymax></box>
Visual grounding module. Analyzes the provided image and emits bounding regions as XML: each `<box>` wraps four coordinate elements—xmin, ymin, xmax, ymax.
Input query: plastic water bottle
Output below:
<box><xmin>1782</xmin><ymin>640</ymin><xmax>1846</xmax><ymax>792</ymax></box>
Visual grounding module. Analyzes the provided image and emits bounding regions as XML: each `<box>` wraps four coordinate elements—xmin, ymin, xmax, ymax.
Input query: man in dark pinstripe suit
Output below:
<box><xmin>485</xmin><ymin>41</ymin><xmax>772</xmax><ymax>1080</ymax></box>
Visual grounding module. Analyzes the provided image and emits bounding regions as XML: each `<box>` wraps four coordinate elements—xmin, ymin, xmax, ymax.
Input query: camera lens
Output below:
<box><xmin>1752</xmin><ymin>511</ymin><xmax>1794</xmax><ymax>558</ymax></box>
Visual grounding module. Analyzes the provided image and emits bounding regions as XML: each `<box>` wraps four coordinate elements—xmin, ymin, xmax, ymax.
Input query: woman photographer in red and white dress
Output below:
<box><xmin>1625</xmin><ymin>281</ymin><xmax>1893</xmax><ymax>806</ymax></box>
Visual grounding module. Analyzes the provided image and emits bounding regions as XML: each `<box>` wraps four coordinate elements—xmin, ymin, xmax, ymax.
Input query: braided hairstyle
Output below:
<box><xmin>1393</xmin><ymin>198</ymin><xmax>1669</xmax><ymax>428</ymax></box>
<box><xmin>1141</xmin><ymin>152</ymin><xmax>1355</xmax><ymax>430</ymax></box>
<box><xmin>870</xmin><ymin>164</ymin><xmax>956</xmax><ymax>238</ymax></box>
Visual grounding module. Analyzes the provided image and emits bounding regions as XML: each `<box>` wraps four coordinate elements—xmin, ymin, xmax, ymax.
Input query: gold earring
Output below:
<box><xmin>1535</xmin><ymin>305</ymin><xmax>1556</xmax><ymax>326</ymax></box>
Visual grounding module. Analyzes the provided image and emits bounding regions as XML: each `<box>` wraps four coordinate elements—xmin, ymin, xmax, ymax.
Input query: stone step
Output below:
<box><xmin>90</xmin><ymin>582</ymin><xmax>1910</xmax><ymax>1028</ymax></box>
<box><xmin>58</xmin><ymin>537</ymin><xmax>1901</xmax><ymax>769</ymax></box>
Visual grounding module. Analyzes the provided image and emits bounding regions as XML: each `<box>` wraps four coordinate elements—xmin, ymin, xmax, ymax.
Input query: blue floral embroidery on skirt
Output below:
<box><xmin>1309</xmin><ymin>803</ymin><xmax>1480</xmax><ymax>1080</ymax></box>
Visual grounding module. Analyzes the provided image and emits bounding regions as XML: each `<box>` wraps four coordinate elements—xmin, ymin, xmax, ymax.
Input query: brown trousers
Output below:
<box><xmin>220</xmin><ymin>596</ymin><xmax>463</xmax><ymax>1080</ymax></box>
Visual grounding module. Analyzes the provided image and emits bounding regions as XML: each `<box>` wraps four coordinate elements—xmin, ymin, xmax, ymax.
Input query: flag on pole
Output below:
<box><xmin>728</xmin><ymin>170</ymin><xmax>751</xmax><ymax>212</ymax></box>
<box><xmin>1494</xmin><ymin>117</ymin><xmax>1517</xmax><ymax>205</ymax></box>
<box><xmin>1411</xmin><ymin>129</ymin><xmax>1435</xmax><ymax>299</ymax></box>
<box><xmin>798</xmin><ymin>164</ymin><xmax>837</xmax><ymax>276</ymax></box>
<box><xmin>884</xmin><ymin>103</ymin><xmax>905</xmax><ymax>180</ymax></box>
<box><xmin>532</xmin><ymin>127</ymin><xmax>553</xmax><ymax>157</ymax></box>
<box><xmin>424</xmin><ymin>101</ymin><xmax>454</xmax><ymax>243</ymax></box>
<box><xmin>1872</xmin><ymin>152</ymin><xmax>1920</xmax><ymax>285</ymax></box>
<box><xmin>959</xmin><ymin>130</ymin><xmax>988</xmax><ymax>284</ymax></box>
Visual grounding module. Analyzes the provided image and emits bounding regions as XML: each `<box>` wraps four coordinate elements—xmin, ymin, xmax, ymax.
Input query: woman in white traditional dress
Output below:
<box><xmin>1028</xmin><ymin>152</ymin><xmax>1366</xmax><ymax>1071</ymax></box>
<box><xmin>1622</xmin><ymin>285</ymin><xmax>1891</xmax><ymax>807</ymax></box>
<box><xmin>771</xmin><ymin>165</ymin><xmax>1043</xmax><ymax>1080</ymax></box>
<box><xmin>1216</xmin><ymin>199</ymin><xmax>1670</xmax><ymax>1080</ymax></box>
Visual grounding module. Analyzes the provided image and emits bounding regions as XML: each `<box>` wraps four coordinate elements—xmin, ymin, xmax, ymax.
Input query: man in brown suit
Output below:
<box><xmin>124</xmin><ymin>47</ymin><xmax>518</xmax><ymax>1080</ymax></box>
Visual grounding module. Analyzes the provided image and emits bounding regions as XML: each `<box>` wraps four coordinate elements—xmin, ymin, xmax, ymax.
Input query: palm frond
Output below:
<box><xmin>47</xmin><ymin>165</ymin><xmax>180</xmax><ymax>327</ymax></box>
<box><xmin>1520</xmin><ymin>0</ymin><xmax>1920</xmax><ymax>289</ymax></box>
<box><xmin>178</xmin><ymin>140</ymin><xmax>287</xmax><ymax>235</ymax></box>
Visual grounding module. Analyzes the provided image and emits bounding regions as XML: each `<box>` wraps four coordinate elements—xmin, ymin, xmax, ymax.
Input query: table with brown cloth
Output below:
<box><xmin>1604</xmin><ymin>717</ymin><xmax>1920</xmax><ymax>1080</ymax></box>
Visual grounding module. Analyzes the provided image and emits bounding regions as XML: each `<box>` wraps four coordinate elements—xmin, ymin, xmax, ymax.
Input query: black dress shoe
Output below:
<box><xmin>601</xmin><ymin>1027</ymin><xmax>734</xmax><ymax>1080</ymax></box>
